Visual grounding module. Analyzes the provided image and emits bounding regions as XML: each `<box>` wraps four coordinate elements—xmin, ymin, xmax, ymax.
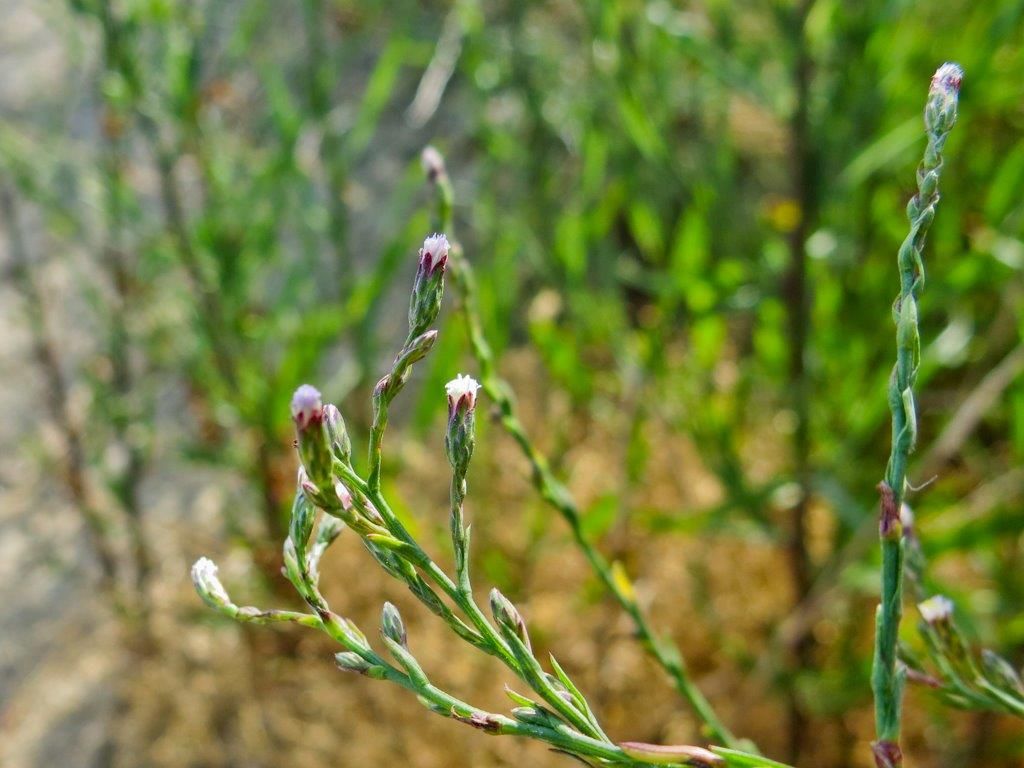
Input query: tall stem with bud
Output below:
<box><xmin>367</xmin><ymin>234</ymin><xmax>449</xmax><ymax>492</ymax></box>
<box><xmin>421</xmin><ymin>145</ymin><xmax>747</xmax><ymax>751</ymax></box>
<box><xmin>190</xmin><ymin>228</ymin><xmax>766</xmax><ymax>767</ymax></box>
<box><xmin>871</xmin><ymin>63</ymin><xmax>962</xmax><ymax>768</ymax></box>
<box><xmin>445</xmin><ymin>374</ymin><xmax>479</xmax><ymax>590</ymax></box>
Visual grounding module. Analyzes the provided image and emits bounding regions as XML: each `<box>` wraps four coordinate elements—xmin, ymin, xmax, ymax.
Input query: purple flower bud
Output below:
<box><xmin>292</xmin><ymin>384</ymin><xmax>331</xmax><ymax>486</ymax></box>
<box><xmin>925</xmin><ymin>62</ymin><xmax>963</xmax><ymax>135</ymax></box>
<box><xmin>930</xmin><ymin>62</ymin><xmax>963</xmax><ymax>96</ymax></box>
<box><xmin>419</xmin><ymin>233</ymin><xmax>450</xmax><ymax>275</ymax></box>
<box><xmin>445</xmin><ymin>373</ymin><xmax>480</xmax><ymax>414</ymax></box>
<box><xmin>445</xmin><ymin>374</ymin><xmax>480</xmax><ymax>478</ymax></box>
<box><xmin>408</xmin><ymin>234</ymin><xmax>449</xmax><ymax>337</ymax></box>
<box><xmin>291</xmin><ymin>384</ymin><xmax>324</xmax><ymax>431</ymax></box>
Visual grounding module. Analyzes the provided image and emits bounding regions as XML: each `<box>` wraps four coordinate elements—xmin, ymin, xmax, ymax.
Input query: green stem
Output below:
<box><xmin>365</xmin><ymin>466</ymin><xmax>607</xmax><ymax>740</ymax></box>
<box><xmin>310</xmin><ymin>576</ymin><xmax>635</xmax><ymax>763</ymax></box>
<box><xmin>872</xmin><ymin>63</ymin><xmax>962</xmax><ymax>765</ymax></box>
<box><xmin>428</xmin><ymin>160</ymin><xmax>744</xmax><ymax>750</ymax></box>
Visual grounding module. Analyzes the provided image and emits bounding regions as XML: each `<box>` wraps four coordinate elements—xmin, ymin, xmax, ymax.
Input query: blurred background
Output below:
<box><xmin>1</xmin><ymin>1</ymin><xmax>1023</xmax><ymax>766</ymax></box>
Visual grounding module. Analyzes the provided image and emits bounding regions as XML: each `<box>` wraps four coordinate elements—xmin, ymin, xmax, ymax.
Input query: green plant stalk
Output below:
<box><xmin>871</xmin><ymin>63</ymin><xmax>962</xmax><ymax>766</ymax></box>
<box><xmin>199</xmin><ymin>552</ymin><xmax>642</xmax><ymax>764</ymax></box>
<box><xmin>354</xmin><ymin>359</ymin><xmax>610</xmax><ymax>740</ymax></box>
<box><xmin>192</xmin><ymin>214</ymin><xmax>788</xmax><ymax>764</ymax></box>
<box><xmin>277</xmin><ymin>595</ymin><xmax>641</xmax><ymax>763</ymax></box>
<box><xmin>331</xmin><ymin>308</ymin><xmax>608</xmax><ymax>738</ymax></box>
<box><xmin>425</xmin><ymin>153</ymin><xmax>745</xmax><ymax>750</ymax></box>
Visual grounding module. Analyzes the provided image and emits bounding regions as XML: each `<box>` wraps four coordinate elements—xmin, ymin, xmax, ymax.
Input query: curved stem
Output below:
<box><xmin>426</xmin><ymin>161</ymin><xmax>744</xmax><ymax>750</ymax></box>
<box><xmin>871</xmin><ymin>64</ymin><xmax>961</xmax><ymax>766</ymax></box>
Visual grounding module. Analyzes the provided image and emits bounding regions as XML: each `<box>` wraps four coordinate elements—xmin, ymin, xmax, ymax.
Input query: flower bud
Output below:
<box><xmin>450</xmin><ymin>710</ymin><xmax>503</xmax><ymax>733</ymax></box>
<box><xmin>323</xmin><ymin>403</ymin><xmax>352</xmax><ymax>465</ymax></box>
<box><xmin>618</xmin><ymin>742</ymin><xmax>724</xmax><ymax>767</ymax></box>
<box><xmin>918</xmin><ymin>594</ymin><xmax>972</xmax><ymax>676</ymax></box>
<box><xmin>291</xmin><ymin>384</ymin><xmax>332</xmax><ymax>487</ymax></box>
<box><xmin>396</xmin><ymin>330</ymin><xmax>439</xmax><ymax>370</ymax></box>
<box><xmin>421</xmin><ymin>145</ymin><xmax>447</xmax><ymax>183</ymax></box>
<box><xmin>381</xmin><ymin>601</ymin><xmax>408</xmax><ymax>649</ymax></box>
<box><xmin>335</xmin><ymin>480</ymin><xmax>355</xmax><ymax>512</ymax></box>
<box><xmin>408</xmin><ymin>233</ymin><xmax>449</xmax><ymax>338</ymax></box>
<box><xmin>335</xmin><ymin>651</ymin><xmax>373</xmax><ymax>674</ymax></box>
<box><xmin>918</xmin><ymin>594</ymin><xmax>954</xmax><ymax>626</ymax></box>
<box><xmin>297</xmin><ymin>466</ymin><xmax>319</xmax><ymax>498</ymax></box>
<box><xmin>291</xmin><ymin>384</ymin><xmax>323</xmax><ymax>430</ymax></box>
<box><xmin>981</xmin><ymin>649</ymin><xmax>1024</xmax><ymax>695</ymax></box>
<box><xmin>191</xmin><ymin>557</ymin><xmax>234</xmax><ymax>611</ymax></box>
<box><xmin>445</xmin><ymin>374</ymin><xmax>480</xmax><ymax>478</ymax></box>
<box><xmin>489</xmin><ymin>588</ymin><xmax>531</xmax><ymax>652</ymax></box>
<box><xmin>511</xmin><ymin>706</ymin><xmax>558</xmax><ymax>727</ymax></box>
<box><xmin>289</xmin><ymin>487</ymin><xmax>316</xmax><ymax>559</ymax></box>
<box><xmin>926</xmin><ymin>62</ymin><xmax>962</xmax><ymax>135</ymax></box>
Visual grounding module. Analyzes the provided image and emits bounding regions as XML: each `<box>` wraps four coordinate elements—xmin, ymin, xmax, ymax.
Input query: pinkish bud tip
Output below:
<box><xmin>931</xmin><ymin>62</ymin><xmax>963</xmax><ymax>95</ymax></box>
<box><xmin>420</xmin><ymin>233</ymin><xmax>450</xmax><ymax>273</ymax></box>
<box><xmin>291</xmin><ymin>384</ymin><xmax>324</xmax><ymax>429</ymax></box>
<box><xmin>445</xmin><ymin>373</ymin><xmax>480</xmax><ymax>411</ymax></box>
<box><xmin>335</xmin><ymin>480</ymin><xmax>354</xmax><ymax>512</ymax></box>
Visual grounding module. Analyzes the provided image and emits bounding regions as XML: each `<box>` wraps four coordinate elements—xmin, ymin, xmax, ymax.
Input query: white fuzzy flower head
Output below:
<box><xmin>918</xmin><ymin>594</ymin><xmax>954</xmax><ymax>625</ymax></box>
<box><xmin>191</xmin><ymin>556</ymin><xmax>232</xmax><ymax>608</ymax></box>
<box><xmin>419</xmin><ymin>233</ymin><xmax>450</xmax><ymax>274</ymax></box>
<box><xmin>290</xmin><ymin>384</ymin><xmax>323</xmax><ymax>430</ymax></box>
<box><xmin>445</xmin><ymin>373</ymin><xmax>480</xmax><ymax>411</ymax></box>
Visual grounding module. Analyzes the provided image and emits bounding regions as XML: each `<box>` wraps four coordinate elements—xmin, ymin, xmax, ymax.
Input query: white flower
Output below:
<box><xmin>918</xmin><ymin>594</ymin><xmax>954</xmax><ymax>625</ymax></box>
<box><xmin>191</xmin><ymin>556</ymin><xmax>232</xmax><ymax>607</ymax></box>
<box><xmin>445</xmin><ymin>373</ymin><xmax>480</xmax><ymax>409</ymax></box>
<box><xmin>420</xmin><ymin>233</ymin><xmax>450</xmax><ymax>273</ymax></box>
